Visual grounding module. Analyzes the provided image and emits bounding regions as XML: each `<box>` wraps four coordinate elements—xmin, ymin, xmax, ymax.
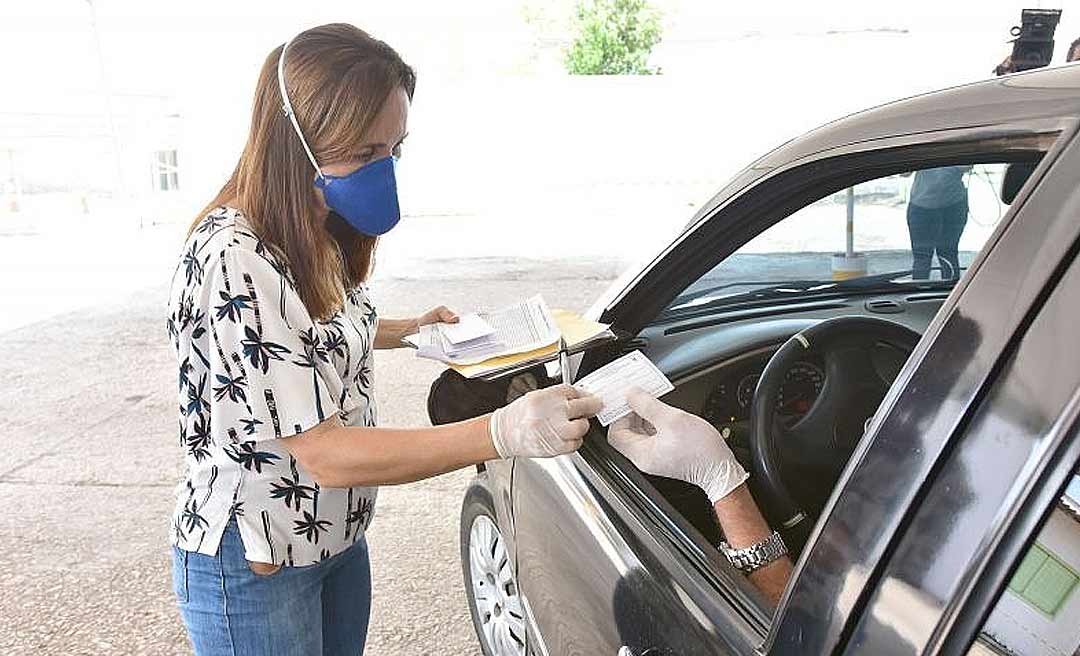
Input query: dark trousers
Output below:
<box><xmin>906</xmin><ymin>200</ymin><xmax>968</xmax><ymax>280</ymax></box>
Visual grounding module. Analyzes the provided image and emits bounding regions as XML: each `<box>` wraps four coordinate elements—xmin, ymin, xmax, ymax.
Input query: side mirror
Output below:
<box><xmin>1001</xmin><ymin>162</ymin><xmax>1037</xmax><ymax>205</ymax></box>
<box><xmin>426</xmin><ymin>366</ymin><xmax>553</xmax><ymax>425</ymax></box>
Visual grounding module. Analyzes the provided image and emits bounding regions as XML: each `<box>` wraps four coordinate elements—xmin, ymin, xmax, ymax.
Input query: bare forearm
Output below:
<box><xmin>283</xmin><ymin>415</ymin><xmax>497</xmax><ymax>488</ymax></box>
<box><xmin>374</xmin><ymin>317</ymin><xmax>418</xmax><ymax>349</ymax></box>
<box><xmin>713</xmin><ymin>484</ymin><xmax>793</xmax><ymax>606</ymax></box>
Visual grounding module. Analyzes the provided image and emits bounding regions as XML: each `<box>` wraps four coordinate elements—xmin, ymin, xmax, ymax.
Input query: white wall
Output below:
<box><xmin>5</xmin><ymin>1</ymin><xmax>1080</xmax><ymax>276</ymax></box>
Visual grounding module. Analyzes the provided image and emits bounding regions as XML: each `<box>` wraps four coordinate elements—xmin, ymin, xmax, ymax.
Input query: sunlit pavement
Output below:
<box><xmin>0</xmin><ymin>253</ymin><xmax>620</xmax><ymax>655</ymax></box>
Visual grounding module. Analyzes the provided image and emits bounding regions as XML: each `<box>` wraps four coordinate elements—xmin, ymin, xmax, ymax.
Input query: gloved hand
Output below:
<box><xmin>489</xmin><ymin>384</ymin><xmax>603</xmax><ymax>459</ymax></box>
<box><xmin>607</xmin><ymin>388</ymin><xmax>748</xmax><ymax>503</ymax></box>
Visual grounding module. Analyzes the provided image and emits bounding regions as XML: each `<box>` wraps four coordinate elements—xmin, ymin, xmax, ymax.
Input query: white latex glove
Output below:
<box><xmin>607</xmin><ymin>388</ymin><xmax>748</xmax><ymax>503</ymax></box>
<box><xmin>489</xmin><ymin>384</ymin><xmax>603</xmax><ymax>459</ymax></box>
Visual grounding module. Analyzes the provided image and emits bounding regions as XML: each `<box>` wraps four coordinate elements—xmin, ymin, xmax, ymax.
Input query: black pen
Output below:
<box><xmin>559</xmin><ymin>336</ymin><xmax>573</xmax><ymax>384</ymax></box>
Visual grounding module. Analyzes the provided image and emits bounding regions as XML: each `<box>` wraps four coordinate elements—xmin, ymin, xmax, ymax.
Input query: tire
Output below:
<box><xmin>460</xmin><ymin>479</ymin><xmax>528</xmax><ymax>656</ymax></box>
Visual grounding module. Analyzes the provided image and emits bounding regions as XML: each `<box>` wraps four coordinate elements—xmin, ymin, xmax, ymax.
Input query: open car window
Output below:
<box><xmin>649</xmin><ymin>160</ymin><xmax>1035</xmax><ymax>549</ymax></box>
<box><xmin>664</xmin><ymin>161</ymin><xmax>1037</xmax><ymax>317</ymax></box>
<box><xmin>583</xmin><ymin>139</ymin><xmax>1055</xmax><ymax>631</ymax></box>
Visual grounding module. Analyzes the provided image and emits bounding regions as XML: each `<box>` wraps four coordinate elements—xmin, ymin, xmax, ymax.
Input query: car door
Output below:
<box><xmin>512</xmin><ymin>446</ymin><xmax>769</xmax><ymax>656</ymax></box>
<box><xmin>831</xmin><ymin>121</ymin><xmax>1080</xmax><ymax>656</ymax></box>
<box><xmin>509</xmin><ymin>73</ymin><xmax>1077</xmax><ymax>656</ymax></box>
<box><xmin>760</xmin><ymin>120</ymin><xmax>1080</xmax><ymax>652</ymax></box>
<box><xmin>842</xmin><ymin>224</ymin><xmax>1080</xmax><ymax>656</ymax></box>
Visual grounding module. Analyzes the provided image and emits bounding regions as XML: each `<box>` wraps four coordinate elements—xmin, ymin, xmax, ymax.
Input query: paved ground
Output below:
<box><xmin>0</xmin><ymin>258</ymin><xmax>623</xmax><ymax>656</ymax></box>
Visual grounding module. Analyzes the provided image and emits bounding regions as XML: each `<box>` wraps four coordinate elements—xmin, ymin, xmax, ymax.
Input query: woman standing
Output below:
<box><xmin>906</xmin><ymin>165</ymin><xmax>972</xmax><ymax>280</ymax></box>
<box><xmin>167</xmin><ymin>24</ymin><xmax>601</xmax><ymax>655</ymax></box>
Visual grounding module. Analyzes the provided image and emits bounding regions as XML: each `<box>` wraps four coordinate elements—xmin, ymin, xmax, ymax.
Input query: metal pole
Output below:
<box><xmin>845</xmin><ymin>186</ymin><xmax>855</xmax><ymax>257</ymax></box>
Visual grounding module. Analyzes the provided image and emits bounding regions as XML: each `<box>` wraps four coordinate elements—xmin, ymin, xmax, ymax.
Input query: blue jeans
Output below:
<box><xmin>172</xmin><ymin>519</ymin><xmax>371</xmax><ymax>656</ymax></box>
<box><xmin>906</xmin><ymin>200</ymin><xmax>968</xmax><ymax>280</ymax></box>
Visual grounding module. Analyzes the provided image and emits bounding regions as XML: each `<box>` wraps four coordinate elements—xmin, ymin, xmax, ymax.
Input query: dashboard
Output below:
<box><xmin>637</xmin><ymin>293</ymin><xmax>947</xmax><ymax>452</ymax></box>
<box><xmin>700</xmin><ymin>353</ymin><xmax>826</xmax><ymax>426</ymax></box>
<box><xmin>612</xmin><ymin>293</ymin><xmax>945</xmax><ymax>547</ymax></box>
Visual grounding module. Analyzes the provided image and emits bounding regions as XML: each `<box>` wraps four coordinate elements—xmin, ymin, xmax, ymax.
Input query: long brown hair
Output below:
<box><xmin>193</xmin><ymin>23</ymin><xmax>416</xmax><ymax>320</ymax></box>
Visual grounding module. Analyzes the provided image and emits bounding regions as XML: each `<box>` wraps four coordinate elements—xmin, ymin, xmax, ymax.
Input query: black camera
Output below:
<box><xmin>996</xmin><ymin>8</ymin><xmax>1063</xmax><ymax>75</ymax></box>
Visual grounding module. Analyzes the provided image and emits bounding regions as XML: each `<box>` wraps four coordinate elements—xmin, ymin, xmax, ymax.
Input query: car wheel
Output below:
<box><xmin>461</xmin><ymin>481</ymin><xmax>527</xmax><ymax>656</ymax></box>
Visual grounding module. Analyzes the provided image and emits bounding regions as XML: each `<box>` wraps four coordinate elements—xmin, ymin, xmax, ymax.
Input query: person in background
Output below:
<box><xmin>905</xmin><ymin>166</ymin><xmax>972</xmax><ymax>280</ymax></box>
<box><xmin>1068</xmin><ymin>37</ymin><xmax>1080</xmax><ymax>63</ymax></box>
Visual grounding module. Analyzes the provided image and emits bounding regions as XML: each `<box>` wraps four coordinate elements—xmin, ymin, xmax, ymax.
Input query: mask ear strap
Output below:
<box><xmin>277</xmin><ymin>37</ymin><xmax>326</xmax><ymax>181</ymax></box>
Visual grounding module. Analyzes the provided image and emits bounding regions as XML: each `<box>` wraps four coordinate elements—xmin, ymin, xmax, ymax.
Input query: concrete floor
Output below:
<box><xmin>0</xmin><ymin>260</ymin><xmax>622</xmax><ymax>656</ymax></box>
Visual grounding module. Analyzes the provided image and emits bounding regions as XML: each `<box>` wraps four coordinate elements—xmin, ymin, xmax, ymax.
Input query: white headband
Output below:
<box><xmin>276</xmin><ymin>37</ymin><xmax>325</xmax><ymax>180</ymax></box>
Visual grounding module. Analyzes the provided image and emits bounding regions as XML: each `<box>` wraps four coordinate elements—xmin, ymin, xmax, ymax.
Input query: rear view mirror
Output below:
<box><xmin>426</xmin><ymin>366</ymin><xmax>554</xmax><ymax>425</ymax></box>
<box><xmin>1001</xmin><ymin>161</ymin><xmax>1037</xmax><ymax>204</ymax></box>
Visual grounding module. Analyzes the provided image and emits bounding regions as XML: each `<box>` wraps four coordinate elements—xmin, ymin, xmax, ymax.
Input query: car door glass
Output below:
<box><xmin>667</xmin><ymin>162</ymin><xmax>1028</xmax><ymax>313</ymax></box>
<box><xmin>968</xmin><ymin>475</ymin><xmax>1080</xmax><ymax>656</ymax></box>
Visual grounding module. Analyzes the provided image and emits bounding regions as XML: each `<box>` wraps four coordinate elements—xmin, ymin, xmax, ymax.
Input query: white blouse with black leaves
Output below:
<box><xmin>167</xmin><ymin>207</ymin><xmax>378</xmax><ymax>566</ymax></box>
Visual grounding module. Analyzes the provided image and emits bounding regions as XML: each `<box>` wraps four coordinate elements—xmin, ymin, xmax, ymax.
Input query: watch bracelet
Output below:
<box><xmin>719</xmin><ymin>531</ymin><xmax>788</xmax><ymax>574</ymax></box>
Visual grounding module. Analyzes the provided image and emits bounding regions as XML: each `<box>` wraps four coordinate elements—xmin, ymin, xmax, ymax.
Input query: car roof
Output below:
<box><xmin>686</xmin><ymin>63</ymin><xmax>1080</xmax><ymax>231</ymax></box>
<box><xmin>597</xmin><ymin>64</ymin><xmax>1080</xmax><ymax>321</ymax></box>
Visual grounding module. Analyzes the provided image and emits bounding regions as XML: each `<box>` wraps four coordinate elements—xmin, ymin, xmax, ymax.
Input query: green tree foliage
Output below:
<box><xmin>564</xmin><ymin>0</ymin><xmax>662</xmax><ymax>75</ymax></box>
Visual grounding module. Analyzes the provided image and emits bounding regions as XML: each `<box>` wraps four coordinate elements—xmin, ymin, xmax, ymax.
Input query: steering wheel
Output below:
<box><xmin>749</xmin><ymin>316</ymin><xmax>920</xmax><ymax>544</ymax></box>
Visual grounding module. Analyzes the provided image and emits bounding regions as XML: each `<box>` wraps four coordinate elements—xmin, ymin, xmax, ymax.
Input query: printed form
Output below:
<box><xmin>480</xmin><ymin>294</ymin><xmax>559</xmax><ymax>353</ymax></box>
<box><xmin>574</xmin><ymin>350</ymin><xmax>674</xmax><ymax>426</ymax></box>
<box><xmin>407</xmin><ymin>295</ymin><xmax>561</xmax><ymax>365</ymax></box>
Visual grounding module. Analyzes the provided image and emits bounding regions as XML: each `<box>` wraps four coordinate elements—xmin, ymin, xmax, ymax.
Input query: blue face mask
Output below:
<box><xmin>314</xmin><ymin>156</ymin><xmax>401</xmax><ymax>236</ymax></box>
<box><xmin>277</xmin><ymin>36</ymin><xmax>402</xmax><ymax>237</ymax></box>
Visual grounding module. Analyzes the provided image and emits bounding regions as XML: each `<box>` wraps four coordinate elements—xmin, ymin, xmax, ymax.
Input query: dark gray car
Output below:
<box><xmin>449</xmin><ymin>64</ymin><xmax>1080</xmax><ymax>656</ymax></box>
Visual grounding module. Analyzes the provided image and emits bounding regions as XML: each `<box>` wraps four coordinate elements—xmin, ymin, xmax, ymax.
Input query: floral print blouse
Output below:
<box><xmin>167</xmin><ymin>207</ymin><xmax>378</xmax><ymax>566</ymax></box>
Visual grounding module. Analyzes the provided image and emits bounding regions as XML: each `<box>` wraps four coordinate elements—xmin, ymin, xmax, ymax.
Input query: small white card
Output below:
<box><xmin>439</xmin><ymin>314</ymin><xmax>496</xmax><ymax>345</ymax></box>
<box><xmin>574</xmin><ymin>350</ymin><xmax>674</xmax><ymax>426</ymax></box>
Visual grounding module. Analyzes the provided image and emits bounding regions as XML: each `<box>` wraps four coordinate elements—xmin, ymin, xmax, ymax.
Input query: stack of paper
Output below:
<box><xmin>404</xmin><ymin>294</ymin><xmax>617</xmax><ymax>379</ymax></box>
<box><xmin>424</xmin><ymin>314</ymin><xmax>501</xmax><ymax>362</ymax></box>
<box><xmin>406</xmin><ymin>295</ymin><xmax>562</xmax><ymax>366</ymax></box>
<box><xmin>452</xmin><ymin>308</ymin><xmax>615</xmax><ymax>380</ymax></box>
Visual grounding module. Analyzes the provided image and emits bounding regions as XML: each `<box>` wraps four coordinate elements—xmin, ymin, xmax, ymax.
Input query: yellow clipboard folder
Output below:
<box><xmin>451</xmin><ymin>309</ymin><xmax>615</xmax><ymax>380</ymax></box>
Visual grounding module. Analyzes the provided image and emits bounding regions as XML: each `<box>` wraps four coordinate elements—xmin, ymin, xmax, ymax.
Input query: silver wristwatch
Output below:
<box><xmin>719</xmin><ymin>531</ymin><xmax>788</xmax><ymax>574</ymax></box>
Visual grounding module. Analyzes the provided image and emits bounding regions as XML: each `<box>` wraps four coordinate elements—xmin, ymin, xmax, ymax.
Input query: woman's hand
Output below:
<box><xmin>376</xmin><ymin>306</ymin><xmax>459</xmax><ymax>348</ymax></box>
<box><xmin>411</xmin><ymin>305</ymin><xmax>459</xmax><ymax>334</ymax></box>
<box><xmin>489</xmin><ymin>384</ymin><xmax>603</xmax><ymax>458</ymax></box>
<box><xmin>607</xmin><ymin>389</ymin><xmax>748</xmax><ymax>503</ymax></box>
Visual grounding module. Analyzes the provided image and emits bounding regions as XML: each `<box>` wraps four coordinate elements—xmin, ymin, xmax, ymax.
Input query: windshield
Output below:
<box><xmin>665</xmin><ymin>162</ymin><xmax>1026</xmax><ymax>315</ymax></box>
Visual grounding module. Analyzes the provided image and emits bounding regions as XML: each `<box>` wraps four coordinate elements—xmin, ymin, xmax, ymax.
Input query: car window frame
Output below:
<box><xmin>572</xmin><ymin>124</ymin><xmax>1069</xmax><ymax>649</ymax></box>
<box><xmin>951</xmin><ymin>404</ymin><xmax>1080</xmax><ymax>656</ymax></box>
<box><xmin>592</xmin><ymin>122</ymin><xmax>1063</xmax><ymax>341</ymax></box>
